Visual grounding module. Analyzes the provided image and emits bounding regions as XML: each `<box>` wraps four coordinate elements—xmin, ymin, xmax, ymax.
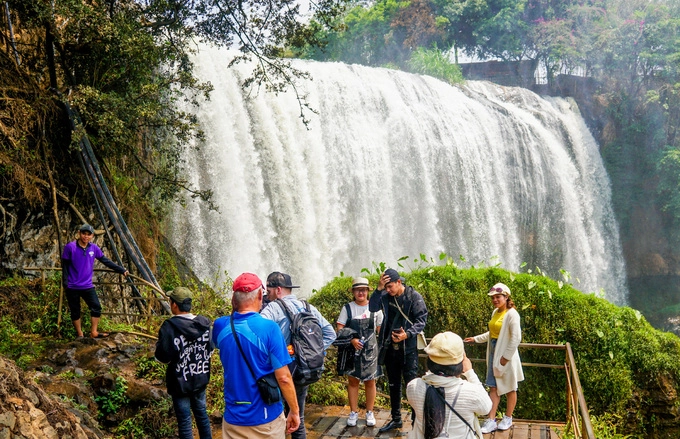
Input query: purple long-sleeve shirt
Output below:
<box><xmin>61</xmin><ymin>241</ymin><xmax>125</xmax><ymax>289</ymax></box>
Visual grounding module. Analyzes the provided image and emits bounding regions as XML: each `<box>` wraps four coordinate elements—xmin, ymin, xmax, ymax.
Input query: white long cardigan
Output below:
<box><xmin>472</xmin><ymin>307</ymin><xmax>524</xmax><ymax>396</ymax></box>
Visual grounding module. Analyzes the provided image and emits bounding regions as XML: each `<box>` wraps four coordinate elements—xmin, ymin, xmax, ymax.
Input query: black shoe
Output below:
<box><xmin>378</xmin><ymin>419</ymin><xmax>403</xmax><ymax>433</ymax></box>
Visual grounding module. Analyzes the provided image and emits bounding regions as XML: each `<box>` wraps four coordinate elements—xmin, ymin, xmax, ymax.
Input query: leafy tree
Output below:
<box><xmin>0</xmin><ymin>0</ymin><xmax>346</xmax><ymax>224</ymax></box>
<box><xmin>391</xmin><ymin>0</ymin><xmax>446</xmax><ymax>52</ymax></box>
<box><xmin>308</xmin><ymin>0</ymin><xmax>412</xmax><ymax>65</ymax></box>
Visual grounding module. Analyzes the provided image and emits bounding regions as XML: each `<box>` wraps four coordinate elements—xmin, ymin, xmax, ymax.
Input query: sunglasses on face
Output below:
<box><xmin>489</xmin><ymin>287</ymin><xmax>506</xmax><ymax>294</ymax></box>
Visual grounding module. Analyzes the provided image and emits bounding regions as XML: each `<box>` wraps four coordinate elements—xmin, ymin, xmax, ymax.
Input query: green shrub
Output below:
<box><xmin>0</xmin><ymin>275</ymin><xmax>66</xmax><ymax>337</ymax></box>
<box><xmin>135</xmin><ymin>355</ymin><xmax>166</xmax><ymax>381</ymax></box>
<box><xmin>96</xmin><ymin>376</ymin><xmax>130</xmax><ymax>417</ymax></box>
<box><xmin>114</xmin><ymin>398</ymin><xmax>176</xmax><ymax>439</ymax></box>
<box><xmin>406</xmin><ymin>47</ymin><xmax>464</xmax><ymax>85</ymax></box>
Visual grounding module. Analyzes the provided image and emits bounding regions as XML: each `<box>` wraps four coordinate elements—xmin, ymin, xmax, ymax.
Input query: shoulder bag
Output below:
<box><xmin>230</xmin><ymin>314</ymin><xmax>281</xmax><ymax>405</ymax></box>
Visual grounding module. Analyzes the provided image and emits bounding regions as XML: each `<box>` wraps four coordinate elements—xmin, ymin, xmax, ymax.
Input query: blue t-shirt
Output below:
<box><xmin>213</xmin><ymin>312</ymin><xmax>291</xmax><ymax>426</ymax></box>
<box><xmin>61</xmin><ymin>241</ymin><xmax>104</xmax><ymax>289</ymax></box>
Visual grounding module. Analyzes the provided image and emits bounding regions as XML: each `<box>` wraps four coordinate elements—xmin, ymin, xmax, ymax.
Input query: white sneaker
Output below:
<box><xmin>481</xmin><ymin>418</ymin><xmax>498</xmax><ymax>434</ymax></box>
<box><xmin>497</xmin><ymin>415</ymin><xmax>513</xmax><ymax>431</ymax></box>
<box><xmin>347</xmin><ymin>411</ymin><xmax>359</xmax><ymax>427</ymax></box>
<box><xmin>366</xmin><ymin>411</ymin><xmax>376</xmax><ymax>427</ymax></box>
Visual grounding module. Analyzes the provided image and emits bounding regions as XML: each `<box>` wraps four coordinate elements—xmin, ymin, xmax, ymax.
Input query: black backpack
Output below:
<box><xmin>276</xmin><ymin>299</ymin><xmax>325</xmax><ymax>385</ymax></box>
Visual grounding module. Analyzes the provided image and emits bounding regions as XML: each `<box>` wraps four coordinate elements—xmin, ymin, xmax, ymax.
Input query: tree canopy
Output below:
<box><xmin>0</xmin><ymin>0</ymin><xmax>345</xmax><ymax>223</ymax></box>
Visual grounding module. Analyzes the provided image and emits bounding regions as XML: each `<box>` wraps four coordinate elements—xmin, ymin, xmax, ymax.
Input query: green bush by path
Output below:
<box><xmin>406</xmin><ymin>47</ymin><xmax>464</xmax><ymax>85</ymax></box>
<box><xmin>309</xmin><ymin>265</ymin><xmax>680</xmax><ymax>436</ymax></box>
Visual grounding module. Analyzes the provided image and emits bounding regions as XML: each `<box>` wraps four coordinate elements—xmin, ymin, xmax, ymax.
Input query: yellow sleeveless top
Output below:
<box><xmin>489</xmin><ymin>309</ymin><xmax>507</xmax><ymax>339</ymax></box>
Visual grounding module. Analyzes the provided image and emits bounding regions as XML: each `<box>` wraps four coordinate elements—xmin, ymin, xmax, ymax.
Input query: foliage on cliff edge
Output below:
<box><xmin>310</xmin><ymin>265</ymin><xmax>680</xmax><ymax>437</ymax></box>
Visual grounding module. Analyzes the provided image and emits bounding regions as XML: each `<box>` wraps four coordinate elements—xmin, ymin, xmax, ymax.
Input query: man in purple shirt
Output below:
<box><xmin>61</xmin><ymin>224</ymin><xmax>128</xmax><ymax>338</ymax></box>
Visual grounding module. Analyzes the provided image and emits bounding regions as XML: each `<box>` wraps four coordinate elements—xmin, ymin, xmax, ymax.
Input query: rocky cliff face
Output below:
<box><xmin>617</xmin><ymin>184</ymin><xmax>680</xmax><ymax>331</ymax></box>
<box><xmin>569</xmin><ymin>92</ymin><xmax>680</xmax><ymax>332</ymax></box>
<box><xmin>0</xmin><ymin>333</ymin><xmax>225</xmax><ymax>439</ymax></box>
<box><xmin>0</xmin><ymin>209</ymin><xmax>70</xmax><ymax>274</ymax></box>
<box><xmin>0</xmin><ymin>334</ymin><xmax>173</xmax><ymax>439</ymax></box>
<box><xmin>0</xmin><ymin>353</ymin><xmax>105</xmax><ymax>439</ymax></box>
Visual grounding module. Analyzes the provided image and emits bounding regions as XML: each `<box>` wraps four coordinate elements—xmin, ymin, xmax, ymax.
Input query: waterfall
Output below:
<box><xmin>167</xmin><ymin>45</ymin><xmax>628</xmax><ymax>304</ymax></box>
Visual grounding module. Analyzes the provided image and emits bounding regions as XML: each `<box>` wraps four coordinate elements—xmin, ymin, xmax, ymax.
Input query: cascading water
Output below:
<box><xmin>168</xmin><ymin>45</ymin><xmax>628</xmax><ymax>304</ymax></box>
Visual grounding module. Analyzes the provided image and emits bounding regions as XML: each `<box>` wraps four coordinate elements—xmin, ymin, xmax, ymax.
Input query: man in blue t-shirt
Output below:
<box><xmin>213</xmin><ymin>272</ymin><xmax>300</xmax><ymax>439</ymax></box>
<box><xmin>61</xmin><ymin>224</ymin><xmax>128</xmax><ymax>339</ymax></box>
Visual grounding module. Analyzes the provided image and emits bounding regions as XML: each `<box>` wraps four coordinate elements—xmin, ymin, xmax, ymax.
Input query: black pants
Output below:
<box><xmin>65</xmin><ymin>287</ymin><xmax>101</xmax><ymax>320</ymax></box>
<box><xmin>384</xmin><ymin>346</ymin><xmax>418</xmax><ymax>420</ymax></box>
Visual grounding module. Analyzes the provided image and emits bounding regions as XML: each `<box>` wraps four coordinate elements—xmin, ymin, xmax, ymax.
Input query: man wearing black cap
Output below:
<box><xmin>260</xmin><ymin>271</ymin><xmax>336</xmax><ymax>439</ymax></box>
<box><xmin>61</xmin><ymin>224</ymin><xmax>128</xmax><ymax>339</ymax></box>
<box><xmin>369</xmin><ymin>268</ymin><xmax>428</xmax><ymax>433</ymax></box>
<box><xmin>155</xmin><ymin>287</ymin><xmax>213</xmax><ymax>439</ymax></box>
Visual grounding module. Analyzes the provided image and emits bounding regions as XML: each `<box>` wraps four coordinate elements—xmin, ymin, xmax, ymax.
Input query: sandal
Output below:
<box><xmin>91</xmin><ymin>332</ymin><xmax>110</xmax><ymax>338</ymax></box>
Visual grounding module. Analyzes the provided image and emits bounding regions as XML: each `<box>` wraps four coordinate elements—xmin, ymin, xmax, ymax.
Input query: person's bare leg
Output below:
<box><xmin>365</xmin><ymin>379</ymin><xmax>376</xmax><ymax>411</ymax></box>
<box><xmin>488</xmin><ymin>387</ymin><xmax>500</xmax><ymax>418</ymax></box>
<box><xmin>72</xmin><ymin>319</ymin><xmax>84</xmax><ymax>337</ymax></box>
<box><xmin>348</xmin><ymin>376</ymin><xmax>360</xmax><ymax>412</ymax></box>
<box><xmin>505</xmin><ymin>390</ymin><xmax>517</xmax><ymax>417</ymax></box>
<box><xmin>90</xmin><ymin>316</ymin><xmax>100</xmax><ymax>337</ymax></box>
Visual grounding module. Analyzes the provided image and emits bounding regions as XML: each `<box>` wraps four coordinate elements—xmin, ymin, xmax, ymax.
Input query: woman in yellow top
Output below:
<box><xmin>464</xmin><ymin>283</ymin><xmax>524</xmax><ymax>434</ymax></box>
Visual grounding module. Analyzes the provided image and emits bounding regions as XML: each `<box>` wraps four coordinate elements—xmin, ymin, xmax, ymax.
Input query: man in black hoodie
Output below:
<box><xmin>155</xmin><ymin>287</ymin><xmax>213</xmax><ymax>439</ymax></box>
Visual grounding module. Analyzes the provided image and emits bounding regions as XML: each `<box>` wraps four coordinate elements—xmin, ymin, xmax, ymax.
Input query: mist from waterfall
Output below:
<box><xmin>167</xmin><ymin>45</ymin><xmax>628</xmax><ymax>305</ymax></box>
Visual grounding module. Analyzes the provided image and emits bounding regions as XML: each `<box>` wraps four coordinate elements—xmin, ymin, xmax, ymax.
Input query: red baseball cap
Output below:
<box><xmin>233</xmin><ymin>272</ymin><xmax>263</xmax><ymax>293</ymax></box>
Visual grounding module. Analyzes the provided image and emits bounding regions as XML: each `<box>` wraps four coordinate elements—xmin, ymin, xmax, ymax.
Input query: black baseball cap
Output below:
<box><xmin>79</xmin><ymin>224</ymin><xmax>95</xmax><ymax>234</ymax></box>
<box><xmin>266</xmin><ymin>272</ymin><xmax>300</xmax><ymax>289</ymax></box>
<box><xmin>384</xmin><ymin>268</ymin><xmax>405</xmax><ymax>284</ymax></box>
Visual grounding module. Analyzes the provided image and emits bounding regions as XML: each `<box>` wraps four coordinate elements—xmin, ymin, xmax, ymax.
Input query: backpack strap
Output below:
<box><xmin>429</xmin><ymin>384</ymin><xmax>479</xmax><ymax>439</ymax></box>
<box><xmin>275</xmin><ymin>299</ymin><xmax>295</xmax><ymax>322</ymax></box>
<box><xmin>344</xmin><ymin>303</ymin><xmax>352</xmax><ymax>323</ymax></box>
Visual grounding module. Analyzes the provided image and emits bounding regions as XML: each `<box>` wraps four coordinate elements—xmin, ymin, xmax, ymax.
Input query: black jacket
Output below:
<box><xmin>369</xmin><ymin>285</ymin><xmax>427</xmax><ymax>353</ymax></box>
<box><xmin>155</xmin><ymin>315</ymin><xmax>213</xmax><ymax>396</ymax></box>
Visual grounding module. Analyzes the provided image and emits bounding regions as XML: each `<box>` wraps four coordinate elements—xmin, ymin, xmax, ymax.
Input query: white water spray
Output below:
<box><xmin>168</xmin><ymin>45</ymin><xmax>628</xmax><ymax>304</ymax></box>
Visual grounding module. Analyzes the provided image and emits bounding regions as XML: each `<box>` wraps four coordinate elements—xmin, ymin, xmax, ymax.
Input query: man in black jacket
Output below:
<box><xmin>369</xmin><ymin>268</ymin><xmax>427</xmax><ymax>433</ymax></box>
<box><xmin>155</xmin><ymin>287</ymin><xmax>213</xmax><ymax>439</ymax></box>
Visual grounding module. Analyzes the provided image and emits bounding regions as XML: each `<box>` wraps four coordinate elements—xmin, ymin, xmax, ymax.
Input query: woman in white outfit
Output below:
<box><xmin>464</xmin><ymin>283</ymin><xmax>524</xmax><ymax>434</ymax></box>
<box><xmin>406</xmin><ymin>332</ymin><xmax>492</xmax><ymax>439</ymax></box>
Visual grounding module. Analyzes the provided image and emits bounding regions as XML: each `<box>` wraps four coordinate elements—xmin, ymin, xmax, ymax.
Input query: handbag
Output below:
<box><xmin>255</xmin><ymin>373</ymin><xmax>281</xmax><ymax>405</ymax></box>
<box><xmin>230</xmin><ymin>314</ymin><xmax>281</xmax><ymax>405</ymax></box>
<box><xmin>393</xmin><ymin>297</ymin><xmax>428</xmax><ymax>349</ymax></box>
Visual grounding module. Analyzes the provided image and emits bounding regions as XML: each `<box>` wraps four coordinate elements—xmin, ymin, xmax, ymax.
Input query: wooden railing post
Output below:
<box><xmin>565</xmin><ymin>343</ymin><xmax>596</xmax><ymax>439</ymax></box>
<box><xmin>145</xmin><ymin>289</ymin><xmax>153</xmax><ymax>334</ymax></box>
